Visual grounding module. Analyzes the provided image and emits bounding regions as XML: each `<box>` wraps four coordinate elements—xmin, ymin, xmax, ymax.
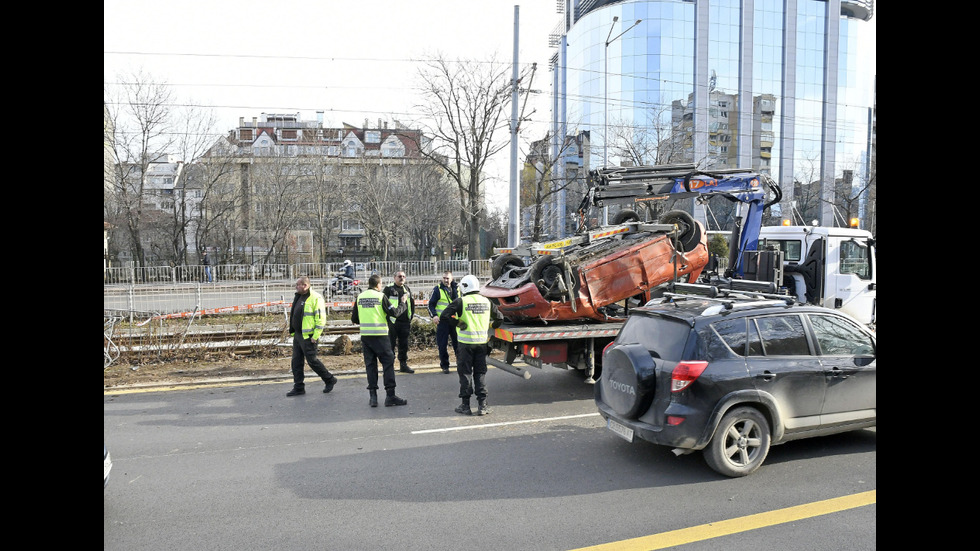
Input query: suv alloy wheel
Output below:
<box><xmin>704</xmin><ymin>407</ymin><xmax>771</xmax><ymax>477</ymax></box>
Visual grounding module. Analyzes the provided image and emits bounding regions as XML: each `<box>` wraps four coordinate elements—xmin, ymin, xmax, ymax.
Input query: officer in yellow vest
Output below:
<box><xmin>439</xmin><ymin>274</ymin><xmax>501</xmax><ymax>416</ymax></box>
<box><xmin>427</xmin><ymin>271</ymin><xmax>459</xmax><ymax>374</ymax></box>
<box><xmin>352</xmin><ymin>274</ymin><xmax>408</xmax><ymax>407</ymax></box>
<box><xmin>287</xmin><ymin>276</ymin><xmax>338</xmax><ymax>397</ymax></box>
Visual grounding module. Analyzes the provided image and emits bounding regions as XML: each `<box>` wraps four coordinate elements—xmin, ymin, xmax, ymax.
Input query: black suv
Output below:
<box><xmin>595</xmin><ymin>294</ymin><xmax>876</xmax><ymax>477</ymax></box>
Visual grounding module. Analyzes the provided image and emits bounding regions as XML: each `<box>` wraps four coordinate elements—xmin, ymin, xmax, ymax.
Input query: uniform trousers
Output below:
<box><xmin>362</xmin><ymin>335</ymin><xmax>397</xmax><ymax>392</ymax></box>
<box><xmin>457</xmin><ymin>343</ymin><xmax>488</xmax><ymax>400</ymax></box>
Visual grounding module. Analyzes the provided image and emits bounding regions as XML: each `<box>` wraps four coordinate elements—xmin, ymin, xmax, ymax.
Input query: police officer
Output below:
<box><xmin>383</xmin><ymin>271</ymin><xmax>416</xmax><ymax>373</ymax></box>
<box><xmin>440</xmin><ymin>274</ymin><xmax>501</xmax><ymax>415</ymax></box>
<box><xmin>428</xmin><ymin>271</ymin><xmax>459</xmax><ymax>374</ymax></box>
<box><xmin>287</xmin><ymin>276</ymin><xmax>338</xmax><ymax>397</ymax></box>
<box><xmin>352</xmin><ymin>274</ymin><xmax>408</xmax><ymax>407</ymax></box>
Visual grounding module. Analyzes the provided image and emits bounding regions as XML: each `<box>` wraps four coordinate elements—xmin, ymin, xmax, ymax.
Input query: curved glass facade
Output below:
<box><xmin>553</xmin><ymin>0</ymin><xmax>875</xmax><ymax>227</ymax></box>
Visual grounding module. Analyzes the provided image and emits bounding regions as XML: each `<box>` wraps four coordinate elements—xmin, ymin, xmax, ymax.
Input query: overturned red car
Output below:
<box><xmin>482</xmin><ymin>211</ymin><xmax>708</xmax><ymax>323</ymax></box>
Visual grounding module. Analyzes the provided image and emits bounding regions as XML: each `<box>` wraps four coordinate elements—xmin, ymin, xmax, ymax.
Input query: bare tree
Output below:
<box><xmin>104</xmin><ymin>70</ymin><xmax>176</xmax><ymax>268</ymax></box>
<box><xmin>402</xmin><ymin>162</ymin><xmax>459</xmax><ymax>260</ymax></box>
<box><xmin>248</xmin><ymin>152</ymin><xmax>305</xmax><ymax>264</ymax></box>
<box><xmin>520</xmin><ymin>133</ymin><xmax>580</xmax><ymax>242</ymax></box>
<box><xmin>190</xmin><ymin>138</ymin><xmax>241</xmax><ymax>263</ymax></box>
<box><xmin>343</xmin><ymin>158</ymin><xmax>399</xmax><ymax>260</ymax></box>
<box><xmin>608</xmin><ymin>107</ymin><xmax>683</xmax><ymax>167</ymax></box>
<box><xmin>166</xmin><ymin>106</ymin><xmax>229</xmax><ymax>266</ymax></box>
<box><xmin>303</xmin><ymin>161</ymin><xmax>347</xmax><ymax>262</ymax></box>
<box><xmin>412</xmin><ymin>56</ymin><xmax>519</xmax><ymax>259</ymax></box>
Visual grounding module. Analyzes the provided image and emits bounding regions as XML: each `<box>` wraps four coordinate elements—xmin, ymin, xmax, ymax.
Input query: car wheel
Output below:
<box><xmin>704</xmin><ymin>407</ymin><xmax>771</xmax><ymax>477</ymax></box>
<box><xmin>612</xmin><ymin>208</ymin><xmax>640</xmax><ymax>224</ymax></box>
<box><xmin>491</xmin><ymin>253</ymin><xmax>525</xmax><ymax>280</ymax></box>
<box><xmin>661</xmin><ymin>210</ymin><xmax>702</xmax><ymax>253</ymax></box>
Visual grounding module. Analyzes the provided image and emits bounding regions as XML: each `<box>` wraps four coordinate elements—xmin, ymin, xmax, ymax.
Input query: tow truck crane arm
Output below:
<box><xmin>577</xmin><ymin>164</ymin><xmax>781</xmax><ymax>276</ymax></box>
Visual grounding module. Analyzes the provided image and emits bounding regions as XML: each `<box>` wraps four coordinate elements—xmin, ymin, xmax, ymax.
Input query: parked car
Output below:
<box><xmin>595</xmin><ymin>293</ymin><xmax>876</xmax><ymax>477</ymax></box>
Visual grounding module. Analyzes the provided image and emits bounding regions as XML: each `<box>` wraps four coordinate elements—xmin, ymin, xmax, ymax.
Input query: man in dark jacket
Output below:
<box><xmin>428</xmin><ymin>271</ymin><xmax>459</xmax><ymax>374</ymax></box>
<box><xmin>287</xmin><ymin>276</ymin><xmax>338</xmax><ymax>397</ymax></box>
<box><xmin>383</xmin><ymin>271</ymin><xmax>416</xmax><ymax>373</ymax></box>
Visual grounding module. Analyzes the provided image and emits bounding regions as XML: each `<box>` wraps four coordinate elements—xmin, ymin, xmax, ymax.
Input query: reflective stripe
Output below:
<box><xmin>388</xmin><ymin>290</ymin><xmax>412</xmax><ymax>319</ymax></box>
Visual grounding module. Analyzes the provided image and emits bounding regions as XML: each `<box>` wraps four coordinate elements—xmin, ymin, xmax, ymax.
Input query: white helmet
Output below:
<box><xmin>460</xmin><ymin>274</ymin><xmax>480</xmax><ymax>294</ymax></box>
<box><xmin>343</xmin><ymin>260</ymin><xmax>352</xmax><ymax>267</ymax></box>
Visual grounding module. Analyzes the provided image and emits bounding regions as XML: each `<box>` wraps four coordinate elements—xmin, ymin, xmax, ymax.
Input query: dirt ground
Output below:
<box><xmin>103</xmin><ymin>347</ymin><xmax>444</xmax><ymax>388</ymax></box>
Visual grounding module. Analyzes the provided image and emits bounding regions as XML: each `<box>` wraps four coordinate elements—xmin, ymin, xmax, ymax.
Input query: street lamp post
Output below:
<box><xmin>602</xmin><ymin>16</ymin><xmax>642</xmax><ymax>225</ymax></box>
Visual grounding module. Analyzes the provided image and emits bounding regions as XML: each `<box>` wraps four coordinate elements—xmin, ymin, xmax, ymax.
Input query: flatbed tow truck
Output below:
<box><xmin>483</xmin><ymin>164</ymin><xmax>874</xmax><ymax>382</ymax></box>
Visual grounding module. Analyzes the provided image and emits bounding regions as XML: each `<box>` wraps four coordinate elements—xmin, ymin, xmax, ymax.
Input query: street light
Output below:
<box><xmin>602</xmin><ymin>16</ymin><xmax>642</xmax><ymax>225</ymax></box>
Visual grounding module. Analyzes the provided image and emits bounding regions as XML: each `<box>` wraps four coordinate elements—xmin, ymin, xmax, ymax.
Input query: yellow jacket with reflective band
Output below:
<box><xmin>434</xmin><ymin>287</ymin><xmax>452</xmax><ymax>316</ymax></box>
<box><xmin>356</xmin><ymin>289</ymin><xmax>389</xmax><ymax>336</ymax></box>
<box><xmin>457</xmin><ymin>294</ymin><xmax>491</xmax><ymax>345</ymax></box>
<box><xmin>293</xmin><ymin>290</ymin><xmax>327</xmax><ymax>340</ymax></box>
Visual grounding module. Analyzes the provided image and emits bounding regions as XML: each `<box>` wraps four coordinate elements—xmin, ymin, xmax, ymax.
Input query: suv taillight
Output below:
<box><xmin>670</xmin><ymin>361</ymin><xmax>708</xmax><ymax>392</ymax></box>
<box><xmin>602</xmin><ymin>342</ymin><xmax>614</xmax><ymax>358</ymax></box>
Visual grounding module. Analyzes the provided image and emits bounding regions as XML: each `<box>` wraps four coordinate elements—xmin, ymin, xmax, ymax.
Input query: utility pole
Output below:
<box><xmin>508</xmin><ymin>5</ymin><xmax>520</xmax><ymax>248</ymax></box>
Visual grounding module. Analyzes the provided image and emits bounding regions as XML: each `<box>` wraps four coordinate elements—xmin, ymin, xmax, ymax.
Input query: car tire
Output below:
<box><xmin>661</xmin><ymin>210</ymin><xmax>702</xmax><ymax>253</ymax></box>
<box><xmin>612</xmin><ymin>208</ymin><xmax>640</xmax><ymax>224</ymax></box>
<box><xmin>704</xmin><ymin>407</ymin><xmax>771</xmax><ymax>477</ymax></box>
<box><xmin>491</xmin><ymin>253</ymin><xmax>525</xmax><ymax>280</ymax></box>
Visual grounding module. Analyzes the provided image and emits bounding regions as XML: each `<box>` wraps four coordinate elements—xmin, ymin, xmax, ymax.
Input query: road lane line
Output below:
<box><xmin>411</xmin><ymin>413</ymin><xmax>601</xmax><ymax>434</ymax></box>
<box><xmin>569</xmin><ymin>490</ymin><xmax>876</xmax><ymax>550</ymax></box>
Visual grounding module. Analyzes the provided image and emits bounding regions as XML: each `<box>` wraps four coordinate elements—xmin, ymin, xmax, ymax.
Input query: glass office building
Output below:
<box><xmin>550</xmin><ymin>0</ymin><xmax>875</xmax><ymax>227</ymax></box>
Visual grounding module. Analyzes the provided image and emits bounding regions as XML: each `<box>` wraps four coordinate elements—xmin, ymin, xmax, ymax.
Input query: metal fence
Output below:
<box><xmin>104</xmin><ymin>260</ymin><xmax>495</xmax><ymax>316</ymax></box>
<box><xmin>105</xmin><ymin>260</ymin><xmax>492</xmax><ymax>286</ymax></box>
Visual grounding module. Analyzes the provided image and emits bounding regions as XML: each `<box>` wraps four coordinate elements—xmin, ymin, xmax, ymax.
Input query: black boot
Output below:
<box><xmin>369</xmin><ymin>390</ymin><xmax>378</xmax><ymax>408</ymax></box>
<box><xmin>476</xmin><ymin>399</ymin><xmax>491</xmax><ymax>416</ymax></box>
<box><xmin>385</xmin><ymin>391</ymin><xmax>408</xmax><ymax>407</ymax></box>
<box><xmin>323</xmin><ymin>376</ymin><xmax>338</xmax><ymax>393</ymax></box>
<box><xmin>287</xmin><ymin>385</ymin><xmax>305</xmax><ymax>397</ymax></box>
<box><xmin>399</xmin><ymin>366</ymin><xmax>415</xmax><ymax>374</ymax></box>
<box><xmin>454</xmin><ymin>398</ymin><xmax>472</xmax><ymax>416</ymax></box>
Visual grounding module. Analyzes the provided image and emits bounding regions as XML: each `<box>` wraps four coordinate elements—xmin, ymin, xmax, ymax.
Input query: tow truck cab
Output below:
<box><xmin>757</xmin><ymin>226</ymin><xmax>876</xmax><ymax>326</ymax></box>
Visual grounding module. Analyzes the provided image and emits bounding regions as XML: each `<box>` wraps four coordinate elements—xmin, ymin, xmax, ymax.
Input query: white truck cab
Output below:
<box><xmin>758</xmin><ymin>226</ymin><xmax>876</xmax><ymax>326</ymax></box>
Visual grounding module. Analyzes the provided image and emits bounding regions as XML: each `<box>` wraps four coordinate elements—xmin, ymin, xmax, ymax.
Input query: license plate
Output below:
<box><xmin>607</xmin><ymin>418</ymin><xmax>634</xmax><ymax>442</ymax></box>
<box><xmin>523</xmin><ymin>356</ymin><xmax>542</xmax><ymax>368</ymax></box>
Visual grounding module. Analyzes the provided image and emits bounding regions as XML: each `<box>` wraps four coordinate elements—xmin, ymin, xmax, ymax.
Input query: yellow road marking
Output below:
<box><xmin>570</xmin><ymin>490</ymin><xmax>876</xmax><ymax>550</ymax></box>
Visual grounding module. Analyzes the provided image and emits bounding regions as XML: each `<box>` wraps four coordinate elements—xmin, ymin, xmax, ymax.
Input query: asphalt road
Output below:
<box><xmin>104</xmin><ymin>367</ymin><xmax>876</xmax><ymax>550</ymax></box>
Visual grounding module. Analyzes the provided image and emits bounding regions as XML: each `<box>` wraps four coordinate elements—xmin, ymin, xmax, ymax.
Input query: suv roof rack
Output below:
<box><xmin>655</xmin><ymin>282</ymin><xmax>796</xmax><ymax>316</ymax></box>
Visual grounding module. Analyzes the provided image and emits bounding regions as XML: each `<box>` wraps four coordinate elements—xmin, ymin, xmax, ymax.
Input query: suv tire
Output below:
<box><xmin>704</xmin><ymin>407</ymin><xmax>771</xmax><ymax>477</ymax></box>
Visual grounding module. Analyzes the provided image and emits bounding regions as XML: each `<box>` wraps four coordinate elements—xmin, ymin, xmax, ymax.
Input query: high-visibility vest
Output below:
<box><xmin>356</xmin><ymin>289</ymin><xmax>389</xmax><ymax>336</ymax></box>
<box><xmin>434</xmin><ymin>286</ymin><xmax>453</xmax><ymax>316</ymax></box>
<box><xmin>295</xmin><ymin>290</ymin><xmax>326</xmax><ymax>340</ymax></box>
<box><xmin>388</xmin><ymin>287</ymin><xmax>412</xmax><ymax>319</ymax></box>
<box><xmin>457</xmin><ymin>294</ymin><xmax>491</xmax><ymax>345</ymax></box>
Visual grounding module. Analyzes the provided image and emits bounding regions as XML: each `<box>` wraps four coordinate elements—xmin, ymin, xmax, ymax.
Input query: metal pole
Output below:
<box><xmin>602</xmin><ymin>18</ymin><xmax>642</xmax><ymax>226</ymax></box>
<box><xmin>602</xmin><ymin>17</ymin><xmax>617</xmax><ymax>226</ymax></box>
<box><xmin>508</xmin><ymin>5</ymin><xmax>521</xmax><ymax>248</ymax></box>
